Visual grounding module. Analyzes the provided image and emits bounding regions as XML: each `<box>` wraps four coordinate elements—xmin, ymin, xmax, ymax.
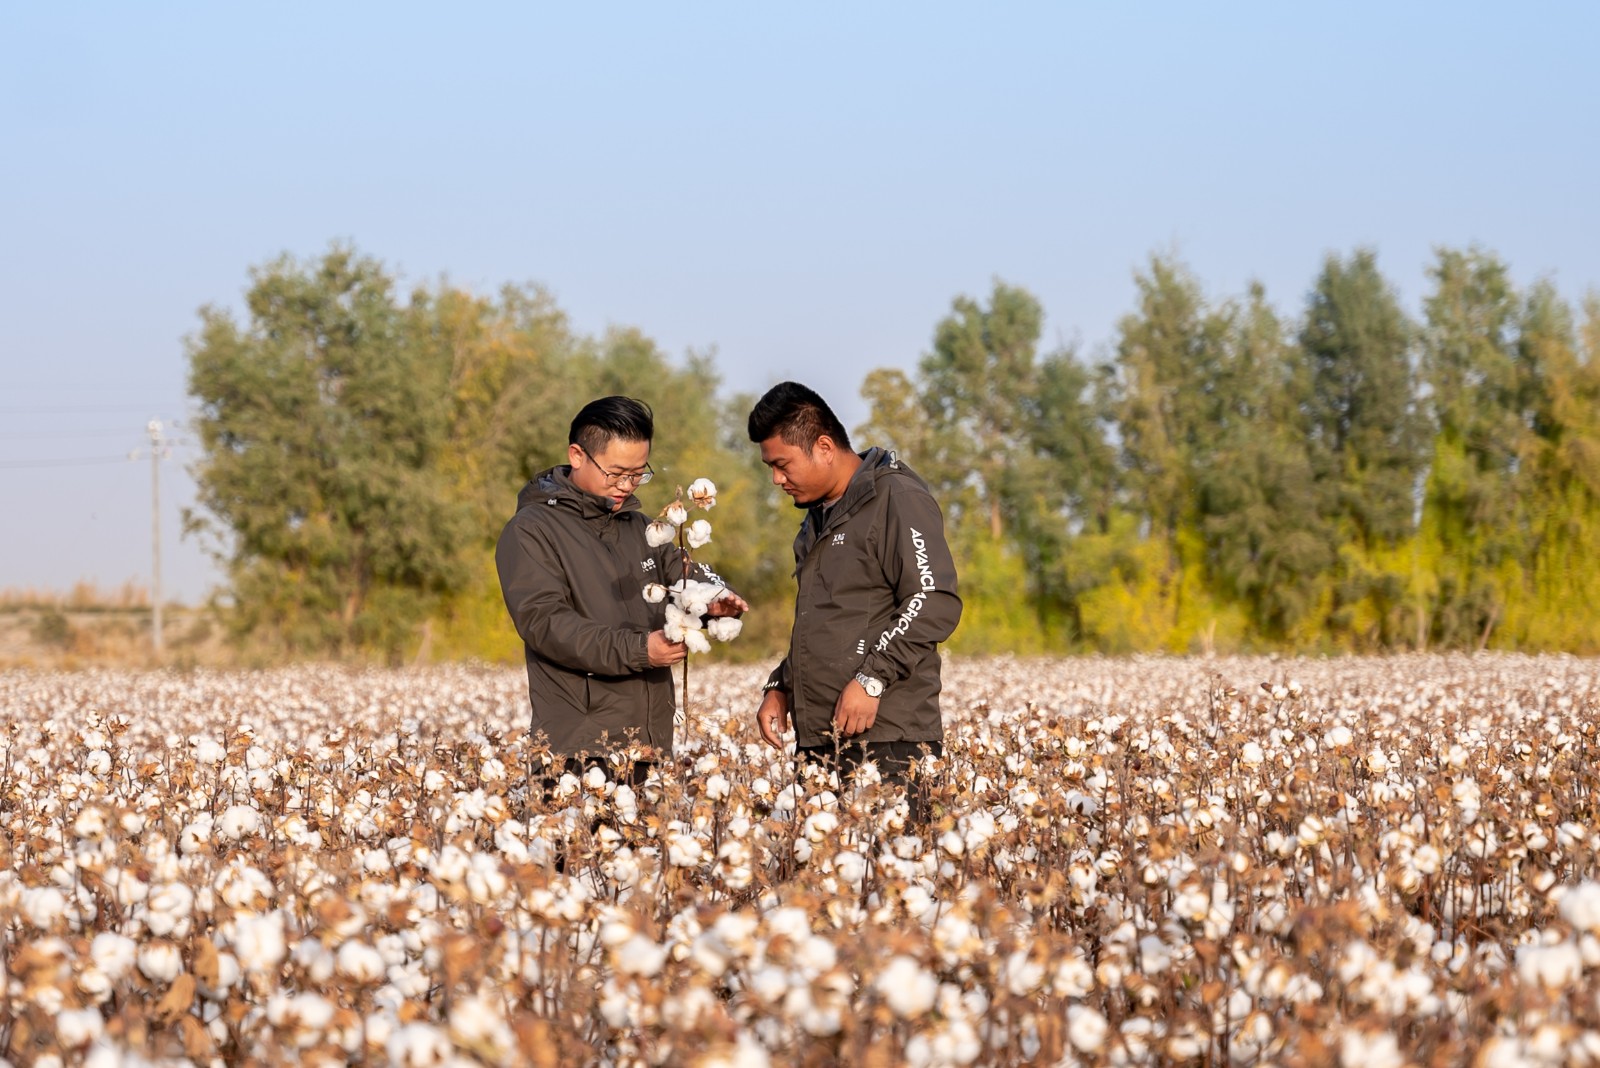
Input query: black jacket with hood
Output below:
<box><xmin>765</xmin><ymin>448</ymin><xmax>961</xmax><ymax>748</ymax></box>
<box><xmin>496</xmin><ymin>466</ymin><xmax>718</xmax><ymax>758</ymax></box>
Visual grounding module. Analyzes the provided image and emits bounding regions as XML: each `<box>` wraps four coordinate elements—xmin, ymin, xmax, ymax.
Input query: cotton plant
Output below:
<box><xmin>642</xmin><ymin>477</ymin><xmax>740</xmax><ymax>722</ymax></box>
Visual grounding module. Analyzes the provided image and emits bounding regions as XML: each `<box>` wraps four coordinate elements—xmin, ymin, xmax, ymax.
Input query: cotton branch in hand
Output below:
<box><xmin>643</xmin><ymin>480</ymin><xmax>738</xmax><ymax>646</ymax></box>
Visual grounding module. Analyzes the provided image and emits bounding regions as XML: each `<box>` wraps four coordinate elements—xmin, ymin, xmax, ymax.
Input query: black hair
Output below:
<box><xmin>569</xmin><ymin>396</ymin><xmax>654</xmax><ymax>455</ymax></box>
<box><xmin>746</xmin><ymin>381</ymin><xmax>852</xmax><ymax>453</ymax></box>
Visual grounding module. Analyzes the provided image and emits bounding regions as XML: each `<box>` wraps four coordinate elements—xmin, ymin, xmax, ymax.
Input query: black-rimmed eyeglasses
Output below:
<box><xmin>574</xmin><ymin>444</ymin><xmax>654</xmax><ymax>487</ymax></box>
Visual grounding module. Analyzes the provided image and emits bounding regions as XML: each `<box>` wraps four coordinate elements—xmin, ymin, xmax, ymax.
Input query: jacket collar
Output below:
<box><xmin>519</xmin><ymin>465</ymin><xmax>643</xmax><ymax>520</ymax></box>
<box><xmin>808</xmin><ymin>447</ymin><xmax>895</xmax><ymax>530</ymax></box>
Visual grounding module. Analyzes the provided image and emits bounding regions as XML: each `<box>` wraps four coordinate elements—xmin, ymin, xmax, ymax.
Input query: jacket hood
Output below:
<box><xmin>517</xmin><ymin>465</ymin><xmax>644</xmax><ymax>519</ymax></box>
<box><xmin>817</xmin><ymin>446</ymin><xmax>898</xmax><ymax>520</ymax></box>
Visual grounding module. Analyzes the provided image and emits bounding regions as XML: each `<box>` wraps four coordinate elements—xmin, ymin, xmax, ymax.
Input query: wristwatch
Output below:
<box><xmin>853</xmin><ymin>671</ymin><xmax>884</xmax><ymax>698</ymax></box>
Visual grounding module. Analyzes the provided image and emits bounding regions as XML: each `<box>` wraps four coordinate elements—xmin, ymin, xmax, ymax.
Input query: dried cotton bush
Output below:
<box><xmin>2</xmin><ymin>656</ymin><xmax>1600</xmax><ymax>1065</ymax></box>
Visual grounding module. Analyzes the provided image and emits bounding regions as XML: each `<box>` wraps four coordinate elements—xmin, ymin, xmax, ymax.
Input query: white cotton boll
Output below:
<box><xmin>1560</xmin><ymin>882</ymin><xmax>1600</xmax><ymax>934</ymax></box>
<box><xmin>146</xmin><ymin>881</ymin><xmax>194</xmax><ymax>929</ymax></box>
<box><xmin>833</xmin><ymin>851</ymin><xmax>868</xmax><ymax>889</ymax></box>
<box><xmin>90</xmin><ymin>932</ymin><xmax>138</xmax><ymax>979</ymax></box>
<box><xmin>613</xmin><ymin>933</ymin><xmax>669</xmax><ymax>977</ymax></box>
<box><xmin>1052</xmin><ymin>954</ymin><xmax>1095</xmax><ymax>997</ymax></box>
<box><xmin>1239</xmin><ymin>741</ymin><xmax>1265</xmax><ymax>767</ymax></box>
<box><xmin>193</xmin><ymin>738</ymin><xmax>227</xmax><ymax>765</ymax></box>
<box><xmin>767</xmin><ymin>907</ymin><xmax>811</xmax><ymax>941</ymax></box>
<box><xmin>668</xmin><ymin>831</ymin><xmax>705</xmax><ymax>868</ymax></box>
<box><xmin>233</xmin><ymin>912</ymin><xmax>288</xmax><ymax>974</ymax></box>
<box><xmin>877</xmin><ymin>956</ymin><xmax>938</xmax><ymax>1018</ymax></box>
<box><xmin>803</xmin><ymin>811</ymin><xmax>839</xmax><ymax>843</ymax></box>
<box><xmin>85</xmin><ymin>750</ymin><xmax>112</xmax><ymax>777</ymax></box>
<box><xmin>1517</xmin><ymin>942</ymin><xmax>1583</xmax><ymax>988</ymax></box>
<box><xmin>76</xmin><ymin>968</ymin><xmax>113</xmax><ymax>1001</ymax></box>
<box><xmin>137</xmin><ymin>941</ymin><xmax>183</xmax><ymax>984</ymax></box>
<box><xmin>688</xmin><ymin>478</ymin><xmax>717</xmax><ymax>509</ymax></box>
<box><xmin>386</xmin><ymin>1023</ymin><xmax>455</xmax><ymax>1067</ymax></box>
<box><xmin>665</xmin><ymin>502</ymin><xmax>689</xmax><ymax>527</ymax></box>
<box><xmin>202</xmin><ymin>952</ymin><xmax>241</xmax><ymax>999</ymax></box>
<box><xmin>704</xmin><ymin>773</ymin><xmax>731</xmax><ymax>800</ymax></box>
<box><xmin>336</xmin><ymin>940</ymin><xmax>385</xmax><ymax>984</ymax></box>
<box><xmin>684</xmin><ymin>630</ymin><xmax>712</xmax><ymax>655</ymax></box>
<box><xmin>178</xmin><ymin>819</ymin><xmax>213</xmax><ymax>855</ymax></box>
<box><xmin>449</xmin><ymin>994</ymin><xmax>514</xmax><ymax>1060</ymax></box>
<box><xmin>293</xmin><ymin>939</ymin><xmax>336</xmax><ymax>984</ymax></box>
<box><xmin>663</xmin><ymin>603</ymin><xmax>688</xmax><ymax>643</ymax></box>
<box><xmin>1067</xmin><ymin>1005</ymin><xmax>1108</xmax><ymax>1053</ymax></box>
<box><xmin>686</xmin><ymin>519</ymin><xmax>712</xmax><ymax>549</ymax></box>
<box><xmin>22</xmin><ymin>886</ymin><xmax>66</xmax><ymax>930</ymax></box>
<box><xmin>466</xmin><ymin>854</ymin><xmax>509</xmax><ymax>905</ymax></box>
<box><xmin>56</xmin><ymin>1007</ymin><xmax>104</xmax><ymax>1049</ymax></box>
<box><xmin>960</xmin><ymin>810</ymin><xmax>996</xmax><ymax>851</ymax></box>
<box><xmin>646</xmin><ymin>520</ymin><xmax>676</xmax><ymax>547</ymax></box>
<box><xmin>707</xmin><ymin>617</ymin><xmax>743</xmax><ymax>642</ymax></box>
<box><xmin>1004</xmin><ymin>949</ymin><xmax>1045</xmax><ymax>996</ymax></box>
<box><xmin>642</xmin><ymin>583</ymin><xmax>667</xmax><ymax>604</ymax></box>
<box><xmin>794</xmin><ymin>935</ymin><xmax>838</xmax><ymax>977</ymax></box>
<box><xmin>1340</xmin><ymin>1029</ymin><xmax>1405</xmax><ymax>1068</ymax></box>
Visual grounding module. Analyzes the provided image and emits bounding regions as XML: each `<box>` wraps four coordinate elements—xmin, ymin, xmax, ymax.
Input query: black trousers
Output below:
<box><xmin>538</xmin><ymin>754</ymin><xmax>655</xmax><ymax>803</ymax></box>
<box><xmin>796</xmin><ymin>739</ymin><xmax>944</xmax><ymax>827</ymax></box>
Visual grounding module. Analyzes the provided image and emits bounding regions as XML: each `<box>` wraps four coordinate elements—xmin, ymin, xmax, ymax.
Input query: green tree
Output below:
<box><xmin>1416</xmin><ymin>248</ymin><xmax>1527</xmax><ymax>648</ymax></box>
<box><xmin>1298</xmin><ymin>249</ymin><xmax>1427</xmax><ymax>646</ymax></box>
<box><xmin>859</xmin><ymin>282</ymin><xmax>1113</xmax><ymax>651</ymax></box>
<box><xmin>1104</xmin><ymin>255</ymin><xmax>1233</xmax><ymax>648</ymax></box>
<box><xmin>1504</xmin><ymin>286</ymin><xmax>1600</xmax><ymax>650</ymax></box>
<box><xmin>1196</xmin><ymin>283</ymin><xmax>1332</xmax><ymax>643</ymax></box>
<box><xmin>187</xmin><ymin>247</ymin><xmax>472</xmax><ymax>659</ymax></box>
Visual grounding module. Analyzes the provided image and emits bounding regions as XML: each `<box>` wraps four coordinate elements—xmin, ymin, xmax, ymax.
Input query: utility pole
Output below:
<box><xmin>147</xmin><ymin>419</ymin><xmax>164</xmax><ymax>656</ymax></box>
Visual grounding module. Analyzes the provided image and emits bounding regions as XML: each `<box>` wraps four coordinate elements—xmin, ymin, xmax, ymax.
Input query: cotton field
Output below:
<box><xmin>4</xmin><ymin>655</ymin><xmax>1600</xmax><ymax>1067</ymax></box>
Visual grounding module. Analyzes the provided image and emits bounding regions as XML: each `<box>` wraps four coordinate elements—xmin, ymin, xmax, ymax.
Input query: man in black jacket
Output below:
<box><xmin>748</xmin><ymin>382</ymin><xmax>961</xmax><ymax>805</ymax></box>
<box><xmin>497</xmin><ymin>396</ymin><xmax>746</xmax><ymax>787</ymax></box>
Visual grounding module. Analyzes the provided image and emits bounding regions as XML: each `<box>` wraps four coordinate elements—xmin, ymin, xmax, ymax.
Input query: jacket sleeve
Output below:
<box><xmin>496</xmin><ymin>514</ymin><xmax>650</xmax><ymax>676</ymax></box>
<box><xmin>764</xmin><ymin>657</ymin><xmax>792</xmax><ymax>697</ymax></box>
<box><xmin>858</xmin><ymin>481</ymin><xmax>962</xmax><ymax>685</ymax></box>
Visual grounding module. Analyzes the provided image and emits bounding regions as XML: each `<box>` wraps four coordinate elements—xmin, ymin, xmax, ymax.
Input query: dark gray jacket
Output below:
<box><xmin>766</xmin><ymin>448</ymin><xmax>961</xmax><ymax>748</ymax></box>
<box><xmin>496</xmin><ymin>466</ymin><xmax>716</xmax><ymax>758</ymax></box>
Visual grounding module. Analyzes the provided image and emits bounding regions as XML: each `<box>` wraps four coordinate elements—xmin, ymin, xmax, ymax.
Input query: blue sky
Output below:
<box><xmin>3</xmin><ymin>2</ymin><xmax>1597</xmax><ymax>603</ymax></box>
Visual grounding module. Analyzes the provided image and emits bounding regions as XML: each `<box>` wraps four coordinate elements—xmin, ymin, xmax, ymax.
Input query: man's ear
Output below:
<box><xmin>567</xmin><ymin>443</ymin><xmax>585</xmax><ymax>468</ymax></box>
<box><xmin>813</xmin><ymin>434</ymin><xmax>837</xmax><ymax>464</ymax></box>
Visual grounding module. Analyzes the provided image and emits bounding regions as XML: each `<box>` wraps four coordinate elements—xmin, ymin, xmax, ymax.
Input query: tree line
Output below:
<box><xmin>187</xmin><ymin>245</ymin><xmax>1600</xmax><ymax>660</ymax></box>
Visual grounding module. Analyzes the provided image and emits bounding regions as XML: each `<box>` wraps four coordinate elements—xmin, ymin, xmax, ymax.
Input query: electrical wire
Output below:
<box><xmin>0</xmin><ymin>455</ymin><xmax>137</xmax><ymax>469</ymax></box>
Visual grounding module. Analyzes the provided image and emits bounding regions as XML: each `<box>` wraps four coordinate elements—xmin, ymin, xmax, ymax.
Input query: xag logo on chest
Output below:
<box><xmin>831</xmin><ymin>533</ymin><xmax>847</xmax><ymax>546</ymax></box>
<box><xmin>640</xmin><ymin>559</ymin><xmax>657</xmax><ymax>572</ymax></box>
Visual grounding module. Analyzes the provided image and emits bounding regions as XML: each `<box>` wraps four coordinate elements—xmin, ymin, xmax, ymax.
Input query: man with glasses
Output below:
<box><xmin>497</xmin><ymin>396</ymin><xmax>747</xmax><ymax>794</ymax></box>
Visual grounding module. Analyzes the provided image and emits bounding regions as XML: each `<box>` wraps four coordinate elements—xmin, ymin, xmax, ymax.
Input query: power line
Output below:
<box><xmin>0</xmin><ymin>404</ymin><xmax>189</xmax><ymax>414</ymax></box>
<box><xmin>0</xmin><ymin>383</ymin><xmax>177</xmax><ymax>390</ymax></box>
<box><xmin>0</xmin><ymin>429</ymin><xmax>151</xmax><ymax>440</ymax></box>
<box><xmin>0</xmin><ymin>455</ymin><xmax>138</xmax><ymax>470</ymax></box>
